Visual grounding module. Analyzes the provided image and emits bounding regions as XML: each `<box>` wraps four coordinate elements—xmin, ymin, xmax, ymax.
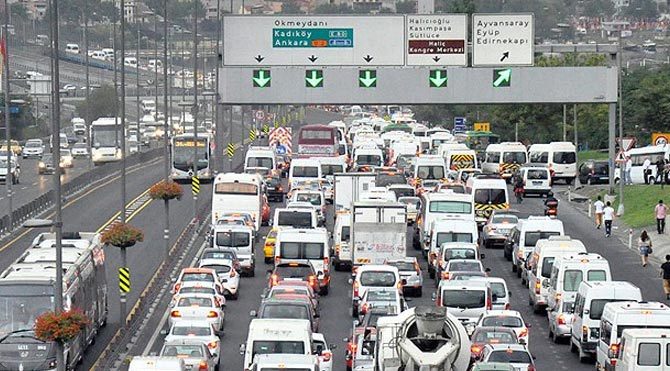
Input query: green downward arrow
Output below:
<box><xmin>305</xmin><ymin>70</ymin><xmax>323</xmax><ymax>88</ymax></box>
<box><xmin>359</xmin><ymin>70</ymin><xmax>376</xmax><ymax>88</ymax></box>
<box><xmin>493</xmin><ymin>68</ymin><xmax>512</xmax><ymax>88</ymax></box>
<box><xmin>252</xmin><ymin>69</ymin><xmax>271</xmax><ymax>88</ymax></box>
<box><xmin>429</xmin><ymin>70</ymin><xmax>448</xmax><ymax>88</ymax></box>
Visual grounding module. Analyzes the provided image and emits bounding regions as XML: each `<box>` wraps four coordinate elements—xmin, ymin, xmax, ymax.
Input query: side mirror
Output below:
<box><xmin>149</xmin><ymin>351</ymin><xmax>157</xmax><ymax>356</ymax></box>
<box><xmin>542</xmin><ymin>280</ymin><xmax>550</xmax><ymax>288</ymax></box>
<box><xmin>431</xmin><ymin>292</ymin><xmax>437</xmax><ymax>301</ymax></box>
<box><xmin>508</xmin><ymin>291</ymin><xmax>512</xmax><ymax>297</ymax></box>
<box><xmin>171</xmin><ymin>278</ymin><xmax>177</xmax><ymax>283</ymax></box>
<box><xmin>584</xmin><ymin>309</ymin><xmax>590</xmax><ymax>315</ymax></box>
<box><xmin>485</xmin><ymin>268</ymin><xmax>491</xmax><ymax>273</ymax></box>
<box><xmin>348</xmin><ymin>278</ymin><xmax>353</xmax><ymax>285</ymax></box>
<box><xmin>160</xmin><ymin>329</ymin><xmax>168</xmax><ymax>335</ymax></box>
<box><xmin>249</xmin><ymin>310</ymin><xmax>257</xmax><ymax>317</ymax></box>
<box><xmin>480</xmin><ymin>253</ymin><xmax>486</xmax><ymax>259</ymax></box>
<box><xmin>239</xmin><ymin>343</ymin><xmax>246</xmax><ymax>355</ymax></box>
<box><xmin>330</xmin><ymin>344</ymin><xmax>338</xmax><ymax>350</ymax></box>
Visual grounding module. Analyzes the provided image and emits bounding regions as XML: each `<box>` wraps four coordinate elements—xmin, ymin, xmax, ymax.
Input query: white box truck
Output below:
<box><xmin>351</xmin><ymin>200</ymin><xmax>407</xmax><ymax>266</ymax></box>
<box><xmin>333</xmin><ymin>172</ymin><xmax>376</xmax><ymax>213</ymax></box>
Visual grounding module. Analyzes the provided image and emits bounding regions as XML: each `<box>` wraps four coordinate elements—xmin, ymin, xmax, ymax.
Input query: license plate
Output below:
<box><xmin>532</xmin><ymin>181</ymin><xmax>542</xmax><ymax>185</ymax></box>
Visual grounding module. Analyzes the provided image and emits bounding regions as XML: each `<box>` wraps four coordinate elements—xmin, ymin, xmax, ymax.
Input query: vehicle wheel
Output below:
<box><xmin>415</xmin><ymin>287</ymin><xmax>422</xmax><ymax>297</ymax></box>
<box><xmin>552</xmin><ymin>331</ymin><xmax>561</xmax><ymax>344</ymax></box>
<box><xmin>570</xmin><ymin>341</ymin><xmax>578</xmax><ymax>354</ymax></box>
<box><xmin>248</xmin><ymin>268</ymin><xmax>255</xmax><ymax>277</ymax></box>
<box><xmin>334</xmin><ymin>262</ymin><xmax>342</xmax><ymax>272</ymax></box>
<box><xmin>548</xmin><ymin>327</ymin><xmax>554</xmax><ymax>339</ymax></box>
<box><xmin>215</xmin><ymin>364</ymin><xmax>220</xmax><ymax>371</ymax></box>
<box><xmin>587</xmin><ymin>177</ymin><xmax>593</xmax><ymax>185</ymax></box>
<box><xmin>516</xmin><ymin>267</ymin><xmax>522</xmax><ymax>278</ymax></box>
<box><xmin>567</xmin><ymin>177</ymin><xmax>574</xmax><ymax>185</ymax></box>
<box><xmin>231</xmin><ymin>291</ymin><xmax>239</xmax><ymax>300</ymax></box>
<box><xmin>352</xmin><ymin>305</ymin><xmax>358</xmax><ymax>317</ymax></box>
<box><xmin>321</xmin><ymin>285</ymin><xmax>329</xmax><ymax>296</ymax></box>
<box><xmin>579</xmin><ymin>349</ymin><xmax>590</xmax><ymax>363</ymax></box>
<box><xmin>512</xmin><ymin>264</ymin><xmax>517</xmax><ymax>273</ymax></box>
<box><xmin>428</xmin><ymin>267</ymin><xmax>435</xmax><ymax>279</ymax></box>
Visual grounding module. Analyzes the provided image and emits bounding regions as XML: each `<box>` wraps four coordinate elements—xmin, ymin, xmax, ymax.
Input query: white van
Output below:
<box><xmin>128</xmin><ymin>356</ymin><xmax>186</xmax><ymax>371</ymax></box>
<box><xmin>71</xmin><ymin>117</ymin><xmax>86</xmax><ymax>135</ymax></box>
<box><xmin>528</xmin><ymin>142</ymin><xmax>577</xmax><ymax>184</ymax></box>
<box><xmin>429</xmin><ymin>132</ymin><xmax>454</xmax><ymax>152</ymax></box>
<box><xmin>597</xmin><ymin>301</ymin><xmax>670</xmax><ymax>370</ymax></box>
<box><xmin>289</xmin><ymin>158</ymin><xmax>322</xmax><ymax>189</ymax></box>
<box><xmin>50</xmin><ymin>132</ymin><xmax>69</xmax><ymax>150</ymax></box>
<box><xmin>273</xmin><ymin>207</ymin><xmax>317</xmax><ymax>229</ymax></box>
<box><xmin>518</xmin><ymin>166</ymin><xmax>552</xmax><ymax>197</ymax></box>
<box><xmin>65</xmin><ymin>43</ymin><xmax>80</xmax><ymax>54</ymax></box>
<box><xmin>275</xmin><ymin>228</ymin><xmax>330</xmax><ymax>294</ymax></box>
<box><xmin>437</xmin><ymin>142</ymin><xmax>468</xmax><ymax>160</ymax></box>
<box><xmin>427</xmin><ymin>218</ymin><xmax>479</xmax><ymax>279</ymax></box>
<box><xmin>251</xmin><ymin>354</ymin><xmax>320</xmax><ymax>371</ymax></box>
<box><xmin>547</xmin><ymin>253</ymin><xmax>611</xmax><ymax>311</ymax></box>
<box><xmin>466</xmin><ymin>176</ymin><xmax>509</xmax><ymax>225</ymax></box>
<box><xmin>141</xmin><ymin>99</ymin><xmax>157</xmax><ymax>114</ymax></box>
<box><xmin>332</xmin><ymin>211</ymin><xmax>351</xmax><ymax>271</ymax></box>
<box><xmin>615</xmin><ymin>328</ymin><xmax>670</xmax><ymax>370</ymax></box>
<box><xmin>436</xmin><ymin>280</ymin><xmax>492</xmax><ymax>325</ymax></box>
<box><xmin>445</xmin><ymin>148</ymin><xmax>478</xmax><ymax>171</ymax></box>
<box><xmin>627</xmin><ymin>145</ymin><xmax>669</xmax><ymax>184</ymax></box>
<box><xmin>482</xmin><ymin>142</ymin><xmax>528</xmax><ymax>180</ymax></box>
<box><xmin>353</xmin><ymin>146</ymin><xmax>384</xmax><ymax>168</ymax></box>
<box><xmin>245</xmin><ymin>146</ymin><xmax>277</xmax><ymax>173</ymax></box>
<box><xmin>416</xmin><ymin>191</ymin><xmax>474</xmax><ymax>252</ymax></box>
<box><xmin>241</xmin><ymin>319</ymin><xmax>313</xmax><ymax>369</ymax></box>
<box><xmin>414</xmin><ymin>155</ymin><xmax>447</xmax><ymax>181</ymax></box>
<box><xmin>571</xmin><ymin>281</ymin><xmax>642</xmax><ymax>361</ymax></box>
<box><xmin>526</xmin><ymin>236</ymin><xmax>586</xmax><ymax>311</ymax></box>
<box><xmin>507</xmin><ymin>216</ymin><xmax>564</xmax><ymax>277</ymax></box>
<box><xmin>317</xmin><ymin>156</ymin><xmax>347</xmax><ymax>183</ymax></box>
<box><xmin>211</xmin><ymin>224</ymin><xmax>255</xmax><ymax>276</ymax></box>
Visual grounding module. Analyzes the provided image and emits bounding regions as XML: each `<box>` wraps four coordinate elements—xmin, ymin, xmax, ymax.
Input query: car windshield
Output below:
<box><xmin>200</xmin><ymin>264</ymin><xmax>232</xmax><ymax>275</ymax></box>
<box><xmin>295</xmin><ymin>193</ymin><xmax>322</xmax><ymax>206</ymax></box>
<box><xmin>436</xmin><ymin>232</ymin><xmax>473</xmax><ymax>244</ymax></box>
<box><xmin>563</xmin><ymin>270</ymin><xmax>583</xmax><ymax>291</ymax></box>
<box><xmin>252</xmin><ymin>341</ymin><xmax>305</xmax><ymax>357</ymax></box>
<box><xmin>0</xmin><ymin>286</ymin><xmax>54</xmax><ymax>337</ymax></box>
<box><xmin>553</xmin><ymin>151</ymin><xmax>576</xmax><ymax>164</ymax></box>
<box><xmin>388</xmin><ymin>261</ymin><xmax>415</xmax><ymax>271</ymax></box>
<box><xmin>444</xmin><ymin>248</ymin><xmax>476</xmax><ymax>260</ymax></box>
<box><xmin>321</xmin><ymin>164</ymin><xmax>344</xmax><ymax>176</ymax></box>
<box><xmin>360</xmin><ymin>271</ymin><xmax>396</xmax><ymax>287</ymax></box>
<box><xmin>481</xmin><ymin>316</ymin><xmax>523</xmax><ymax>328</ymax></box>
<box><xmin>524</xmin><ymin>231</ymin><xmax>561</xmax><ymax>247</ymax></box>
<box><xmin>171</xmin><ymin>326</ymin><xmax>211</xmax><ymax>336</ymax></box>
<box><xmin>276</xmin><ymin>265</ymin><xmax>313</xmax><ymax>279</ymax></box>
<box><xmin>181</xmin><ymin>273</ymin><xmax>214</xmax><ymax>283</ymax></box>
<box><xmin>202</xmin><ymin>251</ymin><xmax>235</xmax><ymax>261</ymax></box>
<box><xmin>292</xmin><ymin>166</ymin><xmax>319</xmax><ymax>177</ymax></box>
<box><xmin>541</xmin><ymin>257</ymin><xmax>555</xmax><ymax>278</ymax></box>
<box><xmin>417</xmin><ymin>165</ymin><xmax>444</xmax><ymax>180</ymax></box>
<box><xmin>280</xmin><ymin>242</ymin><xmax>324</xmax><ymax>259</ymax></box>
<box><xmin>527</xmin><ymin>169</ymin><xmax>548</xmax><ymax>180</ymax></box>
<box><xmin>447</xmin><ymin>261</ymin><xmax>481</xmax><ymax>271</ymax></box>
<box><xmin>161</xmin><ymin>344</ymin><xmax>204</xmax><ymax>357</ymax></box>
<box><xmin>473</xmin><ymin>331</ymin><xmax>517</xmax><ymax>344</ymax></box>
<box><xmin>474</xmin><ymin>189</ymin><xmax>507</xmax><ymax>204</ymax></box>
<box><xmin>179</xmin><ymin>287</ymin><xmax>215</xmax><ymax>296</ymax></box>
<box><xmin>261</xmin><ymin>304</ymin><xmax>309</xmax><ymax>320</ymax></box>
<box><xmin>375</xmin><ymin>173</ymin><xmax>407</xmax><ymax>187</ymax></box>
<box><xmin>73</xmin><ymin>143</ymin><xmax>86</xmax><ymax>149</ymax></box>
<box><xmin>177</xmin><ymin>296</ymin><xmax>213</xmax><ymax>307</ymax></box>
<box><xmin>216</xmin><ymin>231</ymin><xmax>250</xmax><ymax>247</ymax></box>
<box><xmin>25</xmin><ymin>142</ymin><xmax>41</xmax><ymax>148</ymax></box>
<box><xmin>247</xmin><ymin>157</ymin><xmax>273</xmax><ymax>169</ymax></box>
<box><xmin>490</xmin><ymin>282</ymin><xmax>507</xmax><ymax>298</ymax></box>
<box><xmin>488</xmin><ymin>350</ymin><xmax>532</xmax><ymax>363</ymax></box>
<box><xmin>442</xmin><ymin>290</ymin><xmax>485</xmax><ymax>308</ymax></box>
<box><xmin>492</xmin><ymin>215</ymin><xmax>517</xmax><ymax>224</ymax></box>
<box><xmin>356</xmin><ymin>154</ymin><xmax>381</xmax><ymax>166</ymax></box>
<box><xmin>430</xmin><ymin>201</ymin><xmax>472</xmax><ymax>214</ymax></box>
<box><xmin>502</xmin><ymin>152</ymin><xmax>527</xmax><ymax>164</ymax></box>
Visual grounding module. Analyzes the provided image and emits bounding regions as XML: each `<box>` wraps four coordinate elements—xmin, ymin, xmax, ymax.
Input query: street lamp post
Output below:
<box><xmin>192</xmin><ymin>0</ymin><xmax>199</xmax><ymax>222</ymax></box>
<box><xmin>84</xmin><ymin>0</ymin><xmax>91</xmax><ymax>170</ymax></box>
<box><xmin>119</xmin><ymin>0</ymin><xmax>128</xmax><ymax>324</ymax></box>
<box><xmin>136</xmin><ymin>17</ymin><xmax>141</xmax><ymax>137</ymax></box>
<box><xmin>4</xmin><ymin>0</ymin><xmax>13</xmax><ymax>231</ymax></box>
<box><xmin>215</xmin><ymin>0</ymin><xmax>221</xmax><ymax>173</ymax></box>
<box><xmin>162</xmin><ymin>0</ymin><xmax>170</xmax><ymax>262</ymax></box>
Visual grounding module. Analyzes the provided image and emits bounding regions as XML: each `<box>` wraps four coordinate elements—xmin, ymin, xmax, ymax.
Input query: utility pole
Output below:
<box><xmin>48</xmin><ymin>0</ymin><xmax>65</xmax><ymax>368</ymax></box>
<box><xmin>573</xmin><ymin>104</ymin><xmax>578</xmax><ymax>160</ymax></box>
<box><xmin>562</xmin><ymin>104</ymin><xmax>567</xmax><ymax>142</ymax></box>
<box><xmin>4</xmin><ymin>0</ymin><xmax>13</xmax><ymax>231</ymax></box>
<box><xmin>617</xmin><ymin>34</ymin><xmax>625</xmax><ymax>214</ymax></box>
<box><xmin>215</xmin><ymin>0</ymin><xmax>221</xmax><ymax>173</ymax></box>
<box><xmin>119</xmin><ymin>0</ymin><xmax>128</xmax><ymax>324</ymax></box>
<box><xmin>163</xmin><ymin>0</ymin><xmax>170</xmax><ymax>261</ymax></box>
<box><xmin>192</xmin><ymin>0</ymin><xmax>199</xmax><ymax>222</ymax></box>
<box><xmin>84</xmin><ymin>0</ymin><xmax>91</xmax><ymax>170</ymax></box>
<box><xmin>136</xmin><ymin>17</ymin><xmax>140</xmax><ymax>139</ymax></box>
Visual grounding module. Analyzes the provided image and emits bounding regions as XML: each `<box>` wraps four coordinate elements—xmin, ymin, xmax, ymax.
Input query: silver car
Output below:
<box><xmin>482</xmin><ymin>212</ymin><xmax>518</xmax><ymax>249</ymax></box>
<box><xmin>547</xmin><ymin>299</ymin><xmax>574</xmax><ymax>343</ymax></box>
<box><xmin>164</xmin><ymin>320</ymin><xmax>221</xmax><ymax>364</ymax></box>
<box><xmin>160</xmin><ymin>340</ymin><xmax>217</xmax><ymax>371</ymax></box>
<box><xmin>385</xmin><ymin>257</ymin><xmax>423</xmax><ymax>297</ymax></box>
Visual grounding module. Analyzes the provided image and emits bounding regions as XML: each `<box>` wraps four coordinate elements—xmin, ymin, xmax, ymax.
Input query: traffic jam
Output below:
<box><xmin>127</xmin><ymin>108</ymin><xmax>670</xmax><ymax>371</ymax></box>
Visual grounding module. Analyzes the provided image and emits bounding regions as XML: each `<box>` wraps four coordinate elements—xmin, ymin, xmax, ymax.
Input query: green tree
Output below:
<box><xmin>624</xmin><ymin>0</ymin><xmax>659</xmax><ymax>18</ymax></box>
<box><xmin>395</xmin><ymin>1</ymin><xmax>416</xmax><ymax>13</ymax></box>
<box><xmin>280</xmin><ymin>1</ymin><xmax>304</xmax><ymax>14</ymax></box>
<box><xmin>314</xmin><ymin>3</ymin><xmax>355</xmax><ymax>13</ymax></box>
<box><xmin>10</xmin><ymin>3</ymin><xmax>30</xmax><ymax>22</ymax></box>
<box><xmin>582</xmin><ymin>0</ymin><xmax>614</xmax><ymax>17</ymax></box>
<box><xmin>76</xmin><ymin>85</ymin><xmax>119</xmax><ymax>123</ymax></box>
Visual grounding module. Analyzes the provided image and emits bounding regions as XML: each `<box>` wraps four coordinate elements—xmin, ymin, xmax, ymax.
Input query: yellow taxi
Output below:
<box><xmin>263</xmin><ymin>228</ymin><xmax>278</xmax><ymax>264</ymax></box>
<box><xmin>1</xmin><ymin>140</ymin><xmax>22</xmax><ymax>155</ymax></box>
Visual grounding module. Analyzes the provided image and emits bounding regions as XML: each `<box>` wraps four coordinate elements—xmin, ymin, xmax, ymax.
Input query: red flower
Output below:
<box><xmin>149</xmin><ymin>180</ymin><xmax>183</xmax><ymax>201</ymax></box>
<box><xmin>101</xmin><ymin>222</ymin><xmax>144</xmax><ymax>248</ymax></box>
<box><xmin>34</xmin><ymin>309</ymin><xmax>89</xmax><ymax>344</ymax></box>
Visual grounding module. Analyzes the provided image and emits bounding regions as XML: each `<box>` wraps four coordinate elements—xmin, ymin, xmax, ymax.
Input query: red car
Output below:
<box><xmin>261</xmin><ymin>195</ymin><xmax>271</xmax><ymax>225</ymax></box>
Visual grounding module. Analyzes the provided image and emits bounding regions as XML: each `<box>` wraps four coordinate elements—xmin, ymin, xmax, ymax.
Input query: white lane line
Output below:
<box><xmin>32</xmin><ymin>182</ymin><xmax>38</xmax><ymax>186</ymax></box>
<box><xmin>142</xmin><ymin>241</ymin><xmax>208</xmax><ymax>355</ymax></box>
<box><xmin>21</xmin><ymin>186</ymin><xmax>28</xmax><ymax>190</ymax></box>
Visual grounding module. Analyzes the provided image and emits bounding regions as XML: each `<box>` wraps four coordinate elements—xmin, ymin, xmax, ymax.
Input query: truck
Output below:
<box><xmin>351</xmin><ymin>200</ymin><xmax>407</xmax><ymax>266</ymax></box>
<box><xmin>333</xmin><ymin>172</ymin><xmax>376</xmax><ymax>214</ymax></box>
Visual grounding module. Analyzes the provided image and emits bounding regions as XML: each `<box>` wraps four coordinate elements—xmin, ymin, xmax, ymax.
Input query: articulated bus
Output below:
<box><xmin>211</xmin><ymin>172</ymin><xmax>263</xmax><ymax>230</ymax></box>
<box><xmin>91</xmin><ymin>117</ymin><xmax>123</xmax><ymax>165</ymax></box>
<box><xmin>170</xmin><ymin>133</ymin><xmax>213</xmax><ymax>181</ymax></box>
<box><xmin>297</xmin><ymin>124</ymin><xmax>340</xmax><ymax>157</ymax></box>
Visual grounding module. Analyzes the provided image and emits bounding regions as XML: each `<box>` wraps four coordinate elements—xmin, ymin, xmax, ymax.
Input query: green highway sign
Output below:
<box><xmin>272</xmin><ymin>28</ymin><xmax>353</xmax><ymax>48</ymax></box>
<box><xmin>429</xmin><ymin>70</ymin><xmax>448</xmax><ymax>88</ymax></box>
<box><xmin>359</xmin><ymin>70</ymin><xmax>377</xmax><ymax>88</ymax></box>
<box><xmin>252</xmin><ymin>69</ymin><xmax>271</xmax><ymax>88</ymax></box>
<box><xmin>493</xmin><ymin>68</ymin><xmax>512</xmax><ymax>88</ymax></box>
<box><xmin>305</xmin><ymin>70</ymin><xmax>324</xmax><ymax>88</ymax></box>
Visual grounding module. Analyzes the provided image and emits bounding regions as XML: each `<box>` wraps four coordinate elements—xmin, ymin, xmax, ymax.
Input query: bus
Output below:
<box><xmin>170</xmin><ymin>133</ymin><xmax>213</xmax><ymax>181</ymax></box>
<box><xmin>211</xmin><ymin>172</ymin><xmax>263</xmax><ymax>230</ymax></box>
<box><xmin>465</xmin><ymin>130</ymin><xmax>500</xmax><ymax>161</ymax></box>
<box><xmin>90</xmin><ymin>117</ymin><xmax>122</xmax><ymax>165</ymax></box>
<box><xmin>297</xmin><ymin>124</ymin><xmax>339</xmax><ymax>157</ymax></box>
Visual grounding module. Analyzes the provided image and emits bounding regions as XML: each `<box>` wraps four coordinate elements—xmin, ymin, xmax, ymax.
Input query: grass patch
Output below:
<box><xmin>578</xmin><ymin>150</ymin><xmax>608</xmax><ymax>166</ymax></box>
<box><xmin>608</xmin><ymin>185</ymin><xmax>670</xmax><ymax>228</ymax></box>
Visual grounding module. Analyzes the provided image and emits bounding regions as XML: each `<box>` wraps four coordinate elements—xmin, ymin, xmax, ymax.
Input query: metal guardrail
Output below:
<box><xmin>0</xmin><ymin>148</ymin><xmax>163</xmax><ymax>236</ymax></box>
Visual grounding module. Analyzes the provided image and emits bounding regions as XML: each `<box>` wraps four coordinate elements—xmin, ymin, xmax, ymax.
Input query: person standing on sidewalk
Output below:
<box><xmin>643</xmin><ymin>157</ymin><xmax>652</xmax><ymax>184</ymax></box>
<box><xmin>661</xmin><ymin>255</ymin><xmax>670</xmax><ymax>300</ymax></box>
<box><xmin>594</xmin><ymin>196</ymin><xmax>604</xmax><ymax>229</ymax></box>
<box><xmin>603</xmin><ymin>201</ymin><xmax>615</xmax><ymax>237</ymax></box>
<box><xmin>656</xmin><ymin>200</ymin><xmax>668</xmax><ymax>234</ymax></box>
<box><xmin>625</xmin><ymin>156</ymin><xmax>633</xmax><ymax>185</ymax></box>
<box><xmin>638</xmin><ymin>230</ymin><xmax>653</xmax><ymax>267</ymax></box>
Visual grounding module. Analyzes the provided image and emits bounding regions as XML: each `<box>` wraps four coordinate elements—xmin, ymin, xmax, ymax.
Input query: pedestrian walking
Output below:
<box><xmin>643</xmin><ymin>157</ymin><xmax>652</xmax><ymax>184</ymax></box>
<box><xmin>638</xmin><ymin>230</ymin><xmax>653</xmax><ymax>267</ymax></box>
<box><xmin>603</xmin><ymin>201</ymin><xmax>615</xmax><ymax>237</ymax></box>
<box><xmin>625</xmin><ymin>156</ymin><xmax>632</xmax><ymax>185</ymax></box>
<box><xmin>661</xmin><ymin>255</ymin><xmax>670</xmax><ymax>300</ymax></box>
<box><xmin>594</xmin><ymin>196</ymin><xmax>604</xmax><ymax>229</ymax></box>
<box><xmin>656</xmin><ymin>200</ymin><xmax>668</xmax><ymax>234</ymax></box>
<box><xmin>657</xmin><ymin>158</ymin><xmax>665</xmax><ymax>185</ymax></box>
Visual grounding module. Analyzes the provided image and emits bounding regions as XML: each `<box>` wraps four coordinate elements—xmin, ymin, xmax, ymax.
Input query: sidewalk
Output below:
<box><xmin>563</xmin><ymin>188</ymin><xmax>670</xmax><ymax>266</ymax></box>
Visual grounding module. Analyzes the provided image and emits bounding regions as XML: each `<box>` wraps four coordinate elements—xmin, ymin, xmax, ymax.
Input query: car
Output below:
<box><xmin>171</xmin><ymin>281</ymin><xmax>226</xmax><ymax>309</ymax></box>
<box><xmin>22</xmin><ymin>139</ymin><xmax>44</xmax><ymax>158</ymax></box>
<box><xmin>470</xmin><ymin>326</ymin><xmax>518</xmax><ymax>361</ymax></box>
<box><xmin>159</xmin><ymin>340</ymin><xmax>217</xmax><ymax>371</ymax></box>
<box><xmin>476</xmin><ymin>344</ymin><xmax>535</xmax><ymax>371</ymax></box>
<box><xmin>263</xmin><ymin>228</ymin><xmax>278</xmax><ymax>264</ymax></box>
<box><xmin>264</xmin><ymin>175</ymin><xmax>285</xmax><ymax>202</ymax></box>
<box><xmin>547</xmin><ymin>299</ymin><xmax>574</xmax><ymax>344</ymax></box>
<box><xmin>169</xmin><ymin>293</ymin><xmax>224</xmax><ymax>331</ymax></box>
<box><xmin>38</xmin><ymin>154</ymin><xmax>59</xmax><ymax>175</ymax></box>
<box><xmin>439</xmin><ymin>259</ymin><xmax>486</xmax><ymax>282</ymax></box>
<box><xmin>385</xmin><ymin>257</ymin><xmax>423</xmax><ymax>297</ymax></box>
<box><xmin>482</xmin><ymin>212</ymin><xmax>519</xmax><ymax>249</ymax></box>
<box><xmin>475</xmin><ymin>310</ymin><xmax>529</xmax><ymax>347</ymax></box>
<box><xmin>252</xmin><ymin>297</ymin><xmax>320</xmax><ymax>332</ymax></box>
<box><xmin>60</xmin><ymin>148</ymin><xmax>74</xmax><ymax>168</ymax></box>
<box><xmin>350</xmin><ymin>265</ymin><xmax>401</xmax><ymax>317</ymax></box>
<box><xmin>469</xmin><ymin>363</ymin><xmax>516</xmax><ymax>371</ymax></box>
<box><xmin>61</xmin><ymin>84</ymin><xmax>77</xmax><ymax>96</ymax></box>
<box><xmin>265</xmin><ymin>284</ymin><xmax>319</xmax><ymax>311</ymax></box>
<box><xmin>358</xmin><ymin>287</ymin><xmax>407</xmax><ymax>316</ymax></box>
<box><xmin>71</xmin><ymin>142</ymin><xmax>89</xmax><ymax>158</ymax></box>
<box><xmin>0</xmin><ymin>139</ymin><xmax>22</xmax><ymax>155</ymax></box>
<box><xmin>198</xmin><ymin>258</ymin><xmax>239</xmax><ymax>300</ymax></box>
<box><xmin>578</xmin><ymin>159</ymin><xmax>611</xmax><ymax>185</ymax></box>
<box><xmin>0</xmin><ymin>156</ymin><xmax>19</xmax><ymax>184</ymax></box>
<box><xmin>312</xmin><ymin>333</ymin><xmax>334</xmax><ymax>371</ymax></box>
<box><xmin>200</xmin><ymin>247</ymin><xmax>240</xmax><ymax>272</ymax></box>
<box><xmin>269</xmin><ymin>261</ymin><xmax>319</xmax><ymax>292</ymax></box>
<box><xmin>261</xmin><ymin>194</ymin><xmax>271</xmax><ymax>226</ymax></box>
<box><xmin>172</xmin><ymin>267</ymin><xmax>224</xmax><ymax>295</ymax></box>
<box><xmin>164</xmin><ymin>320</ymin><xmax>221</xmax><ymax>364</ymax></box>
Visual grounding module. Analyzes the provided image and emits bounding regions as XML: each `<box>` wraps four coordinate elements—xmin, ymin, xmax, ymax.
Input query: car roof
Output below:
<box><xmin>484</xmin><ymin>343</ymin><xmax>529</xmax><ymax>352</ymax></box>
<box><xmin>482</xmin><ymin>310</ymin><xmax>522</xmax><ymax>318</ymax></box>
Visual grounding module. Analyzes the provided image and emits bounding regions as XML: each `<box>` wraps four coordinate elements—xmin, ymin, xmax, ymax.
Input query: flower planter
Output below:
<box><xmin>35</xmin><ymin>310</ymin><xmax>89</xmax><ymax>344</ymax></box>
<box><xmin>101</xmin><ymin>222</ymin><xmax>144</xmax><ymax>248</ymax></box>
<box><xmin>149</xmin><ymin>180</ymin><xmax>183</xmax><ymax>201</ymax></box>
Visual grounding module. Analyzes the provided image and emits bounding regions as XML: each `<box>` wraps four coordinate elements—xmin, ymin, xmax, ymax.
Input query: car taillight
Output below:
<box><xmin>582</xmin><ymin>325</ymin><xmax>589</xmax><ymax>342</ymax></box>
<box><xmin>275</xmin><ymin>256</ymin><xmax>281</xmax><ymax>264</ymax></box>
<box><xmin>308</xmin><ymin>275</ymin><xmax>317</xmax><ymax>289</ymax></box>
<box><xmin>504</xmin><ymin>303</ymin><xmax>511</xmax><ymax>310</ymax></box>
<box><xmin>208</xmin><ymin>341</ymin><xmax>219</xmax><ymax>350</ymax></box>
<box><xmin>557</xmin><ymin>314</ymin><xmax>566</xmax><ymax>325</ymax></box>
<box><xmin>322</xmin><ymin>351</ymin><xmax>332</xmax><ymax>362</ymax></box>
<box><xmin>230</xmin><ymin>269</ymin><xmax>236</xmax><ymax>278</ymax></box>
<box><xmin>277</xmin><ymin>186</ymin><xmax>283</xmax><ymax>192</ymax></box>
<box><xmin>271</xmin><ymin>274</ymin><xmax>279</xmax><ymax>286</ymax></box>
<box><xmin>173</xmin><ymin>283</ymin><xmax>181</xmax><ymax>293</ymax></box>
<box><xmin>207</xmin><ymin>311</ymin><xmax>219</xmax><ymax>318</ymax></box>
<box><xmin>170</xmin><ymin>310</ymin><xmax>181</xmax><ymax>318</ymax></box>
<box><xmin>486</xmin><ymin>295</ymin><xmax>492</xmax><ymax>311</ymax></box>
<box><xmin>527</xmin><ymin>365</ymin><xmax>536</xmax><ymax>371</ymax></box>
<box><xmin>471</xmin><ymin>345</ymin><xmax>482</xmax><ymax>355</ymax></box>
<box><xmin>323</xmin><ymin>257</ymin><xmax>329</xmax><ymax>269</ymax></box>
<box><xmin>361</xmin><ymin>303</ymin><xmax>369</xmax><ymax>314</ymax></box>
<box><xmin>353</xmin><ymin>281</ymin><xmax>360</xmax><ymax>297</ymax></box>
<box><xmin>534</xmin><ymin>279</ymin><xmax>541</xmax><ymax>294</ymax></box>
<box><xmin>608</xmin><ymin>343</ymin><xmax>620</xmax><ymax>359</ymax></box>
<box><xmin>441</xmin><ymin>272</ymin><xmax>450</xmax><ymax>280</ymax></box>
<box><xmin>519</xmin><ymin>328</ymin><xmax>528</xmax><ymax>338</ymax></box>
<box><xmin>198</xmin><ymin>361</ymin><xmax>208</xmax><ymax>370</ymax></box>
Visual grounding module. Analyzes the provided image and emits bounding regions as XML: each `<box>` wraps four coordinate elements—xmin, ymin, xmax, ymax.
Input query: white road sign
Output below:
<box><xmin>472</xmin><ymin>13</ymin><xmax>534</xmax><ymax>66</ymax></box>
<box><xmin>222</xmin><ymin>16</ymin><xmax>405</xmax><ymax>66</ymax></box>
<box><xmin>405</xmin><ymin>15</ymin><xmax>467</xmax><ymax>66</ymax></box>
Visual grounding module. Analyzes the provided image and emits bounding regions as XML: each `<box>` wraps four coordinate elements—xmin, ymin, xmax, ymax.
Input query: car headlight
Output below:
<box><xmin>38</xmin><ymin>163</ymin><xmax>45</xmax><ymax>168</ymax></box>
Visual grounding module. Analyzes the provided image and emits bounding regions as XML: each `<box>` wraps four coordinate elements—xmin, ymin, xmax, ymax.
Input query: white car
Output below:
<box><xmin>313</xmin><ymin>333</ymin><xmax>334</xmax><ymax>371</ymax></box>
<box><xmin>164</xmin><ymin>320</ymin><xmax>220</xmax><ymax>364</ymax></box>
<box><xmin>171</xmin><ymin>281</ymin><xmax>226</xmax><ymax>309</ymax></box>
<box><xmin>60</xmin><ymin>148</ymin><xmax>74</xmax><ymax>168</ymax></box>
<box><xmin>199</xmin><ymin>258</ymin><xmax>240</xmax><ymax>300</ymax></box>
<box><xmin>169</xmin><ymin>294</ymin><xmax>224</xmax><ymax>331</ymax></box>
<box><xmin>71</xmin><ymin>143</ymin><xmax>89</xmax><ymax>158</ymax></box>
<box><xmin>350</xmin><ymin>265</ymin><xmax>401</xmax><ymax>317</ymax></box>
<box><xmin>22</xmin><ymin>139</ymin><xmax>44</xmax><ymax>158</ymax></box>
<box><xmin>475</xmin><ymin>310</ymin><xmax>529</xmax><ymax>347</ymax></box>
<box><xmin>358</xmin><ymin>287</ymin><xmax>406</xmax><ymax>316</ymax></box>
<box><xmin>477</xmin><ymin>344</ymin><xmax>535</xmax><ymax>370</ymax></box>
<box><xmin>159</xmin><ymin>340</ymin><xmax>217</xmax><ymax>371</ymax></box>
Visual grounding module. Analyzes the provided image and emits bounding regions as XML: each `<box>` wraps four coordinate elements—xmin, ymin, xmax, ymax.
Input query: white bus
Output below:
<box><xmin>90</xmin><ymin>117</ymin><xmax>122</xmax><ymax>165</ymax></box>
<box><xmin>211</xmin><ymin>172</ymin><xmax>263</xmax><ymax>230</ymax></box>
<box><xmin>170</xmin><ymin>133</ymin><xmax>213</xmax><ymax>181</ymax></box>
